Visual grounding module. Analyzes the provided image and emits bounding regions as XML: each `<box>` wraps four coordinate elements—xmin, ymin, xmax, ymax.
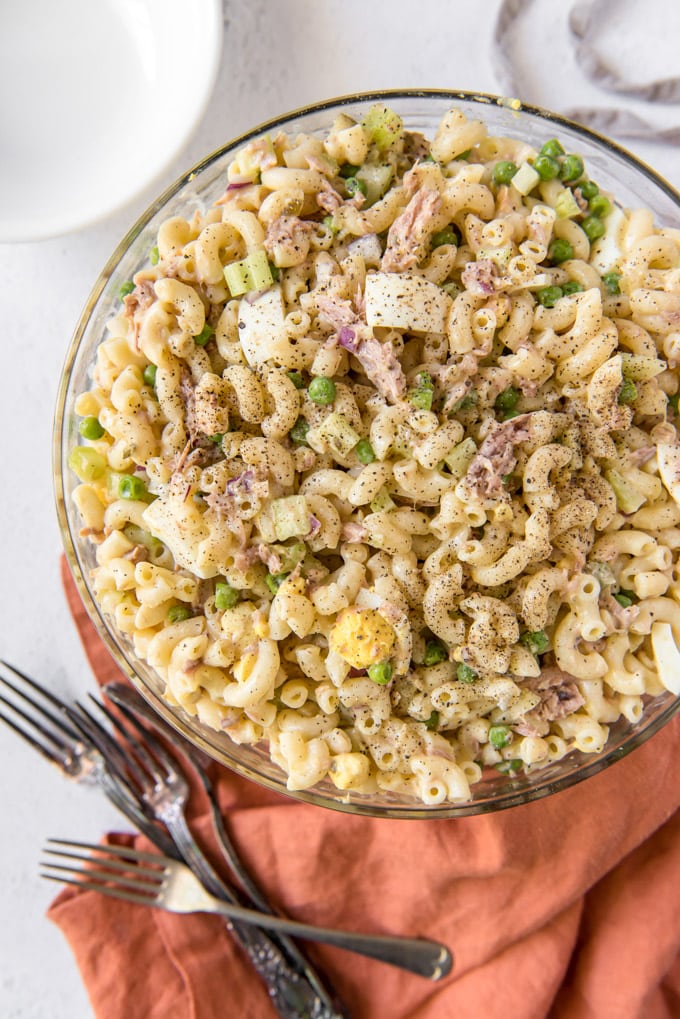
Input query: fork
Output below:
<box><xmin>0</xmin><ymin>661</ymin><xmax>345</xmax><ymax>1018</ymax></box>
<box><xmin>103</xmin><ymin>681</ymin><xmax>279</xmax><ymax>921</ymax></box>
<box><xmin>75</xmin><ymin>688</ymin><xmax>454</xmax><ymax>980</ymax></box>
<box><xmin>75</xmin><ymin>686</ymin><xmax>344</xmax><ymax>1006</ymax></box>
<box><xmin>41</xmin><ymin>839</ymin><xmax>453</xmax><ymax>980</ymax></box>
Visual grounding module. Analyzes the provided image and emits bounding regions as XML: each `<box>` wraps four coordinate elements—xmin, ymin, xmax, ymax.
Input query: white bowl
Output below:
<box><xmin>0</xmin><ymin>0</ymin><xmax>223</xmax><ymax>242</ymax></box>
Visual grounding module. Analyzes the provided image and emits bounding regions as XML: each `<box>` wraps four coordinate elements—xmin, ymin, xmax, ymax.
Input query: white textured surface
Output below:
<box><xmin>1</xmin><ymin>2</ymin><xmax>679</xmax><ymax>1016</ymax></box>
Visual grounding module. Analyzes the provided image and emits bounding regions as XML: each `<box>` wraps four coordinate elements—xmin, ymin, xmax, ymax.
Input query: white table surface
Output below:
<box><xmin>2</xmin><ymin>2</ymin><xmax>680</xmax><ymax>1016</ymax></box>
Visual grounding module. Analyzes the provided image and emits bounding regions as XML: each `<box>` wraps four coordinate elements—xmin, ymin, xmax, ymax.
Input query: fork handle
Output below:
<box><xmin>206</xmin><ymin>901</ymin><xmax>452</xmax><ymax>980</ymax></box>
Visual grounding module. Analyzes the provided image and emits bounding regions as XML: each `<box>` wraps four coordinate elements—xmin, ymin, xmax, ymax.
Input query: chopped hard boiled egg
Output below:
<box><xmin>328</xmin><ymin>607</ymin><xmax>397</xmax><ymax>669</ymax></box>
<box><xmin>364</xmin><ymin>272</ymin><xmax>451</xmax><ymax>333</ymax></box>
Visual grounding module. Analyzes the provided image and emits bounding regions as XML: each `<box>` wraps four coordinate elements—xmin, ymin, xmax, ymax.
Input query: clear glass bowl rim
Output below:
<box><xmin>54</xmin><ymin>88</ymin><xmax>680</xmax><ymax>820</ymax></box>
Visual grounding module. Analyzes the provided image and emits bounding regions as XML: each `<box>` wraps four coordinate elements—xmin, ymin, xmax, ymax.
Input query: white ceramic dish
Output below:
<box><xmin>0</xmin><ymin>0</ymin><xmax>223</xmax><ymax>242</ymax></box>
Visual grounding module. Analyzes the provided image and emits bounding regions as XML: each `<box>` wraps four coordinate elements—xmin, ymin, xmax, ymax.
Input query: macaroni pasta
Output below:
<box><xmin>69</xmin><ymin>104</ymin><xmax>680</xmax><ymax>804</ymax></box>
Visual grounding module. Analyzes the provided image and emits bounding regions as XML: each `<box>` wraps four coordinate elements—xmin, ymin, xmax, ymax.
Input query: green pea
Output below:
<box><xmin>532</xmin><ymin>154</ymin><xmax>560</xmax><ymax>181</ymax></box>
<box><xmin>193</xmin><ymin>323</ymin><xmax>214</xmax><ymax>346</ymax></box>
<box><xmin>520</xmin><ymin>630</ymin><xmax>550</xmax><ymax>655</ymax></box>
<box><xmin>368</xmin><ymin>661</ymin><xmax>393</xmax><ymax>685</ymax></box>
<box><xmin>581</xmin><ymin>215</ymin><xmax>606</xmax><ymax>242</ymax></box>
<box><xmin>339</xmin><ymin>163</ymin><xmax>361</xmax><ymax>179</ymax></box>
<box><xmin>425</xmin><ymin>710</ymin><xmax>440</xmax><ymax>731</ymax></box>
<box><xmin>559</xmin><ymin>154</ymin><xmax>585</xmax><ymax>182</ymax></box>
<box><xmin>618</xmin><ymin>379</ymin><xmax>638</xmax><ymax>405</ymax></box>
<box><xmin>540</xmin><ymin>139</ymin><xmax>565</xmax><ymax>159</ymax></box>
<box><xmin>613</xmin><ymin>591</ymin><xmax>634</xmax><ymax>608</ymax></box>
<box><xmin>210</xmin><ymin>433</ymin><xmax>224</xmax><ymax>445</ymax></box>
<box><xmin>290</xmin><ymin>417</ymin><xmax>310</xmax><ymax>444</ymax></box>
<box><xmin>118</xmin><ymin>280</ymin><xmax>135</xmax><ymax>299</ymax></box>
<box><xmin>265</xmin><ymin>572</ymin><xmax>288</xmax><ymax>595</ymax></box>
<box><xmin>562</xmin><ymin>281</ymin><xmax>584</xmax><ymax>295</ymax></box>
<box><xmin>143</xmin><ymin>364</ymin><xmax>157</xmax><ymax>388</ymax></box>
<box><xmin>423</xmin><ymin>639</ymin><xmax>448</xmax><ymax>666</ymax></box>
<box><xmin>118</xmin><ymin>474</ymin><xmax>147</xmax><ymax>500</ymax></box>
<box><xmin>355</xmin><ymin>439</ymin><xmax>376</xmax><ymax>464</ymax></box>
<box><xmin>602</xmin><ymin>272</ymin><xmax>621</xmax><ymax>295</ymax></box>
<box><xmin>409</xmin><ymin>371</ymin><xmax>434</xmax><ymax>411</ymax></box>
<box><xmin>589</xmin><ymin>194</ymin><xmax>611</xmax><ymax>218</ymax></box>
<box><xmin>536</xmin><ymin>285</ymin><xmax>564</xmax><ymax>308</ymax></box>
<box><xmin>547</xmin><ymin>238</ymin><xmax>574</xmax><ymax>264</ymax></box>
<box><xmin>79</xmin><ymin>416</ymin><xmax>105</xmax><ymax>440</ymax></box>
<box><xmin>495</xmin><ymin>386</ymin><xmax>520</xmax><ymax>414</ymax></box>
<box><xmin>308</xmin><ymin>376</ymin><xmax>336</xmax><ymax>405</ymax></box>
<box><xmin>167</xmin><ymin>604</ymin><xmax>191</xmax><ymax>623</ymax></box>
<box><xmin>345</xmin><ymin>176</ymin><xmax>367</xmax><ymax>198</ymax></box>
<box><xmin>149</xmin><ymin>245</ymin><xmax>160</xmax><ymax>266</ymax></box>
<box><xmin>578</xmin><ymin>180</ymin><xmax>599</xmax><ymax>201</ymax></box>
<box><xmin>453</xmin><ymin>392</ymin><xmax>477</xmax><ymax>412</ymax></box>
<box><xmin>456</xmin><ymin>663</ymin><xmax>478</xmax><ymax>684</ymax></box>
<box><xmin>410</xmin><ymin>387</ymin><xmax>433</xmax><ymax>411</ymax></box>
<box><xmin>489</xmin><ymin>724</ymin><xmax>512</xmax><ymax>749</ymax></box>
<box><xmin>492</xmin><ymin>160</ymin><xmax>518</xmax><ymax>185</ymax></box>
<box><xmin>669</xmin><ymin>393</ymin><xmax>680</xmax><ymax>414</ymax></box>
<box><xmin>215</xmin><ymin>581</ymin><xmax>239</xmax><ymax>611</ymax></box>
<box><xmin>431</xmin><ymin>226</ymin><xmax>459</xmax><ymax>247</ymax></box>
<box><xmin>287</xmin><ymin>370</ymin><xmax>305</xmax><ymax>389</ymax></box>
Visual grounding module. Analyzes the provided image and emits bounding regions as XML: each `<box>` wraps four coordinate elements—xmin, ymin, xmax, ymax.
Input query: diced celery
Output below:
<box><xmin>370</xmin><ymin>488</ymin><xmax>396</xmax><ymax>513</ymax></box>
<box><xmin>620</xmin><ymin>352</ymin><xmax>667</xmax><ymax>381</ymax></box>
<box><xmin>356</xmin><ymin>164</ymin><xmax>394</xmax><ymax>206</ymax></box>
<box><xmin>587</xmin><ymin>561</ymin><xmax>616</xmax><ymax>588</ymax></box>
<box><xmin>444</xmin><ymin>437</ymin><xmax>477</xmax><ymax>479</ymax></box>
<box><xmin>554</xmin><ymin>188</ymin><xmax>580</xmax><ymax>219</ymax></box>
<box><xmin>511</xmin><ymin>162</ymin><xmax>540</xmax><ymax>196</ymax></box>
<box><xmin>122</xmin><ymin>524</ymin><xmax>164</xmax><ymax>559</ymax></box>
<box><xmin>224</xmin><ymin>249</ymin><xmax>274</xmax><ymax>296</ymax></box>
<box><xmin>362</xmin><ymin>104</ymin><xmax>403</xmax><ymax>150</ymax></box>
<box><xmin>314</xmin><ymin>412</ymin><xmax>361</xmax><ymax>457</ymax></box>
<box><xmin>271</xmin><ymin>495</ymin><xmax>311</xmax><ymax>541</ymax></box>
<box><xmin>247</xmin><ymin>249</ymin><xmax>274</xmax><ymax>290</ymax></box>
<box><xmin>276</xmin><ymin>542</ymin><xmax>307</xmax><ymax>572</ymax></box>
<box><xmin>604</xmin><ymin>469</ymin><xmax>647</xmax><ymax>514</ymax></box>
<box><xmin>223</xmin><ymin>260</ymin><xmax>250</xmax><ymax>296</ymax></box>
<box><xmin>68</xmin><ymin>446</ymin><xmax>107</xmax><ymax>482</ymax></box>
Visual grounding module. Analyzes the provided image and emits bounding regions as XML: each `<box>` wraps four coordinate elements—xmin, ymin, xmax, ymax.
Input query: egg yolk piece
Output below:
<box><xmin>328</xmin><ymin>607</ymin><xmax>397</xmax><ymax>669</ymax></box>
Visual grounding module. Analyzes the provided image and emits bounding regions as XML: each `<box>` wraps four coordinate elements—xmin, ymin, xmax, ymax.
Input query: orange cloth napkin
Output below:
<box><xmin>50</xmin><ymin>558</ymin><xmax>680</xmax><ymax>1019</ymax></box>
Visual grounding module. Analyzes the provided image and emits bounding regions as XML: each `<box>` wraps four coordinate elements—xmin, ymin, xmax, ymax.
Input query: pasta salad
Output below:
<box><xmin>68</xmin><ymin>103</ymin><xmax>680</xmax><ymax>805</ymax></box>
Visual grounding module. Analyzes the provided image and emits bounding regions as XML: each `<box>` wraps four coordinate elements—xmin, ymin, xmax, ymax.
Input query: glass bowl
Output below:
<box><xmin>54</xmin><ymin>90</ymin><xmax>680</xmax><ymax>819</ymax></box>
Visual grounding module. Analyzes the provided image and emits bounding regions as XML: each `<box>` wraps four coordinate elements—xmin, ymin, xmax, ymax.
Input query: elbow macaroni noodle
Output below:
<box><xmin>69</xmin><ymin>104</ymin><xmax>680</xmax><ymax>804</ymax></box>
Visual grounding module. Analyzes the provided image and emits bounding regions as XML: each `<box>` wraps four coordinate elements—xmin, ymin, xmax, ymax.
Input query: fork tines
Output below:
<box><xmin>0</xmin><ymin>660</ymin><xmax>84</xmax><ymax>772</ymax></box>
<box><xmin>41</xmin><ymin>839</ymin><xmax>168</xmax><ymax>907</ymax></box>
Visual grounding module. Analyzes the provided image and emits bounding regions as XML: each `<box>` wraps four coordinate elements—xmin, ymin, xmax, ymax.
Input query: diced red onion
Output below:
<box><xmin>226</xmin><ymin>178</ymin><xmax>255</xmax><ymax>190</ymax></box>
<box><xmin>337</xmin><ymin>326</ymin><xmax>358</xmax><ymax>352</ymax></box>
<box><xmin>307</xmin><ymin>515</ymin><xmax>321</xmax><ymax>536</ymax></box>
<box><xmin>226</xmin><ymin>469</ymin><xmax>253</xmax><ymax>496</ymax></box>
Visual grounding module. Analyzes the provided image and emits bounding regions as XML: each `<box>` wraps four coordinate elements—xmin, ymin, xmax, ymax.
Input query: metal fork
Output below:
<box><xmin>103</xmin><ymin>681</ymin><xmax>278</xmax><ymax>921</ymax></box>
<box><xmin>76</xmin><ymin>688</ymin><xmax>454</xmax><ymax>980</ymax></box>
<box><xmin>0</xmin><ymin>661</ymin><xmax>345</xmax><ymax>1018</ymax></box>
<box><xmin>75</xmin><ymin>687</ymin><xmax>344</xmax><ymax>1003</ymax></box>
<box><xmin>42</xmin><ymin>840</ymin><xmax>453</xmax><ymax>980</ymax></box>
